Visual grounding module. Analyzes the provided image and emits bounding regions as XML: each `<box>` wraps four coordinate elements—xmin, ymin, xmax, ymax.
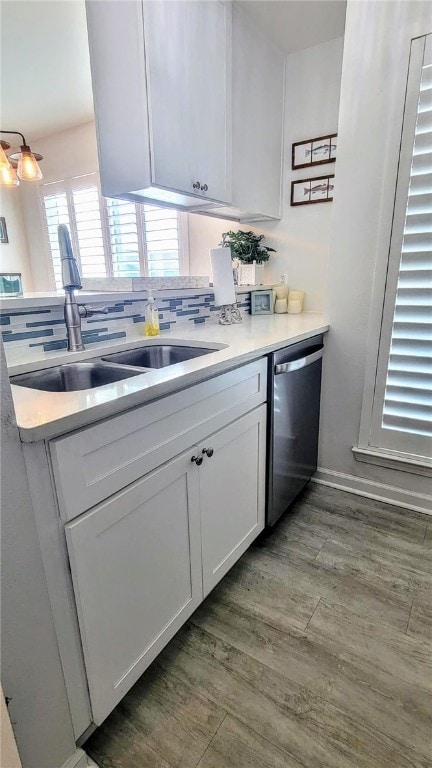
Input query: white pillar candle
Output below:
<box><xmin>275</xmin><ymin>284</ymin><xmax>289</xmax><ymax>300</ymax></box>
<box><xmin>274</xmin><ymin>298</ymin><xmax>288</xmax><ymax>313</ymax></box>
<box><xmin>287</xmin><ymin>290</ymin><xmax>304</xmax><ymax>314</ymax></box>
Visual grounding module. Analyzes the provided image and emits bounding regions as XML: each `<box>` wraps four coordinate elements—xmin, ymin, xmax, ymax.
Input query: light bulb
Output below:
<box><xmin>0</xmin><ymin>144</ymin><xmax>10</xmax><ymax>169</ymax></box>
<box><xmin>0</xmin><ymin>165</ymin><xmax>19</xmax><ymax>187</ymax></box>
<box><xmin>17</xmin><ymin>145</ymin><xmax>42</xmax><ymax>181</ymax></box>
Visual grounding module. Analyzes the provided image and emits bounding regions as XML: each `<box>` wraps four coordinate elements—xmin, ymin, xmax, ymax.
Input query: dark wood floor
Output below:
<box><xmin>86</xmin><ymin>484</ymin><xmax>432</xmax><ymax>768</ymax></box>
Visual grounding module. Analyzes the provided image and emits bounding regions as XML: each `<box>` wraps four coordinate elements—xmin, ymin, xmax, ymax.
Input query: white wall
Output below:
<box><xmin>188</xmin><ymin>36</ymin><xmax>344</xmax><ymax>311</ymax></box>
<box><xmin>318</xmin><ymin>0</ymin><xmax>432</xmax><ymax>506</ymax></box>
<box><xmin>20</xmin><ymin>121</ymin><xmax>99</xmax><ymax>291</ymax></box>
<box><xmin>0</xmin><ymin>189</ymin><xmax>33</xmax><ymax>291</ymax></box>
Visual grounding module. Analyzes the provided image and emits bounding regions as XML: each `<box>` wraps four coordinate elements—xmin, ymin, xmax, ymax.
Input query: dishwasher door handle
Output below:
<box><xmin>275</xmin><ymin>347</ymin><xmax>323</xmax><ymax>374</ymax></box>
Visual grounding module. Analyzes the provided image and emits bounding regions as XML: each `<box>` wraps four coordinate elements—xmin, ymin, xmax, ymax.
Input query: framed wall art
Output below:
<box><xmin>292</xmin><ymin>133</ymin><xmax>337</xmax><ymax>170</ymax></box>
<box><xmin>291</xmin><ymin>174</ymin><xmax>335</xmax><ymax>206</ymax></box>
<box><xmin>0</xmin><ymin>217</ymin><xmax>9</xmax><ymax>244</ymax></box>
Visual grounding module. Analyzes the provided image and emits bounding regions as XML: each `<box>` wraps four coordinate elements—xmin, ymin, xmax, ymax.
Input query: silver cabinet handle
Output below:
<box><xmin>275</xmin><ymin>347</ymin><xmax>323</xmax><ymax>375</ymax></box>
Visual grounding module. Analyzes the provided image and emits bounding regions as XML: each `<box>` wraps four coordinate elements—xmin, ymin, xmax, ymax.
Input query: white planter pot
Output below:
<box><xmin>238</xmin><ymin>262</ymin><xmax>265</xmax><ymax>286</ymax></box>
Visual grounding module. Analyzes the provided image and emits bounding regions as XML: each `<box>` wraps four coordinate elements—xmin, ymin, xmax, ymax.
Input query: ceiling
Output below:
<box><xmin>0</xmin><ymin>0</ymin><xmax>94</xmax><ymax>143</ymax></box>
<box><xmin>0</xmin><ymin>0</ymin><xmax>346</xmax><ymax>143</ymax></box>
<box><xmin>239</xmin><ymin>1</ymin><xmax>346</xmax><ymax>55</ymax></box>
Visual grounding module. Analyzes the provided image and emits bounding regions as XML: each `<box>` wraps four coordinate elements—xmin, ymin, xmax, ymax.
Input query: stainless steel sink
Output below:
<box><xmin>102</xmin><ymin>344</ymin><xmax>217</xmax><ymax>369</ymax></box>
<box><xmin>11</xmin><ymin>361</ymin><xmax>144</xmax><ymax>392</ymax></box>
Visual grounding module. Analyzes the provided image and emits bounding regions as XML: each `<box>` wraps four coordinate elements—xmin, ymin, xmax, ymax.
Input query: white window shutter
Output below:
<box><xmin>370</xmin><ymin>34</ymin><xmax>432</xmax><ymax>460</ymax></box>
<box><xmin>40</xmin><ymin>174</ymin><xmax>183</xmax><ymax>288</ymax></box>
<box><xmin>42</xmin><ymin>187</ymin><xmax>71</xmax><ymax>290</ymax></box>
<box><xmin>71</xmin><ymin>184</ymin><xmax>109</xmax><ymax>279</ymax></box>
<box><xmin>141</xmin><ymin>204</ymin><xmax>181</xmax><ymax>277</ymax></box>
<box><xmin>383</xmin><ymin>47</ymin><xmax>432</xmax><ymax>439</ymax></box>
<box><xmin>105</xmin><ymin>198</ymin><xmax>142</xmax><ymax>277</ymax></box>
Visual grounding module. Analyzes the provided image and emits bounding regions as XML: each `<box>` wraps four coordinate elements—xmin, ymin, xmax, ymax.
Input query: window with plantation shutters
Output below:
<box><xmin>369</xmin><ymin>34</ymin><xmax>432</xmax><ymax>462</ymax></box>
<box><xmin>40</xmin><ymin>174</ymin><xmax>186</xmax><ymax>289</ymax></box>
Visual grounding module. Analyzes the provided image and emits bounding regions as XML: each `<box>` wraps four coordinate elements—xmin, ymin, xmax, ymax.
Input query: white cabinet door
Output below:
<box><xmin>144</xmin><ymin>1</ymin><xmax>192</xmax><ymax>193</ymax></box>
<box><xmin>231</xmin><ymin>4</ymin><xmax>285</xmax><ymax>218</ymax></box>
<box><xmin>65</xmin><ymin>449</ymin><xmax>202</xmax><ymax>725</ymax></box>
<box><xmin>199</xmin><ymin>405</ymin><xmax>266</xmax><ymax>596</ymax></box>
<box><xmin>187</xmin><ymin>0</ymin><xmax>232</xmax><ymax>203</ymax></box>
<box><xmin>146</xmin><ymin>0</ymin><xmax>231</xmax><ymax>203</ymax></box>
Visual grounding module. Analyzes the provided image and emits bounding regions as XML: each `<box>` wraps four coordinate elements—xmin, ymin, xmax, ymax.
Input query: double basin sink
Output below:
<box><xmin>11</xmin><ymin>344</ymin><xmax>221</xmax><ymax>393</ymax></box>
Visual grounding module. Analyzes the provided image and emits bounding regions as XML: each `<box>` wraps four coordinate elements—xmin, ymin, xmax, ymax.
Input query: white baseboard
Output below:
<box><xmin>60</xmin><ymin>748</ymin><xmax>99</xmax><ymax>768</ymax></box>
<box><xmin>312</xmin><ymin>467</ymin><xmax>432</xmax><ymax>517</ymax></box>
<box><xmin>60</xmin><ymin>749</ymin><xmax>88</xmax><ymax>768</ymax></box>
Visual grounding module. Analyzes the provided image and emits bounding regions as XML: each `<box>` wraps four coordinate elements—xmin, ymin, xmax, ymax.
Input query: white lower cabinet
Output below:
<box><xmin>65</xmin><ymin>449</ymin><xmax>202</xmax><ymax>725</ymax></box>
<box><xmin>200</xmin><ymin>405</ymin><xmax>266</xmax><ymax>596</ymax></box>
<box><xmin>65</xmin><ymin>404</ymin><xmax>266</xmax><ymax>725</ymax></box>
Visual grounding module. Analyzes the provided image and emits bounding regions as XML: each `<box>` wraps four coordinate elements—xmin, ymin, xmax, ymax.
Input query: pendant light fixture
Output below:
<box><xmin>0</xmin><ymin>140</ymin><xmax>10</xmax><ymax>169</ymax></box>
<box><xmin>0</xmin><ymin>165</ymin><xmax>20</xmax><ymax>187</ymax></box>
<box><xmin>0</xmin><ymin>131</ymin><xmax>43</xmax><ymax>186</ymax></box>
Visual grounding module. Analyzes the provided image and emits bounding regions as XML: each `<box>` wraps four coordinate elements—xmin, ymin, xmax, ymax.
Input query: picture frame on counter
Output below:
<box><xmin>0</xmin><ymin>217</ymin><xmax>9</xmax><ymax>244</ymax></box>
<box><xmin>250</xmin><ymin>289</ymin><xmax>274</xmax><ymax>315</ymax></box>
<box><xmin>292</xmin><ymin>133</ymin><xmax>337</xmax><ymax>170</ymax></box>
<box><xmin>0</xmin><ymin>273</ymin><xmax>23</xmax><ymax>296</ymax></box>
<box><xmin>291</xmin><ymin>174</ymin><xmax>335</xmax><ymax>206</ymax></box>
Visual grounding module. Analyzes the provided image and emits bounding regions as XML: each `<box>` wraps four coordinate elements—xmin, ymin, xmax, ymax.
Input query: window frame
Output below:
<box><xmin>39</xmin><ymin>172</ymin><xmax>189</xmax><ymax>290</ymax></box>
<box><xmin>355</xmin><ymin>34</ymin><xmax>432</xmax><ymax>471</ymax></box>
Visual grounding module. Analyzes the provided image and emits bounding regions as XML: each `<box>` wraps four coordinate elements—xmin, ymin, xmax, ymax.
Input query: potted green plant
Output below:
<box><xmin>220</xmin><ymin>230</ymin><xmax>276</xmax><ymax>285</ymax></box>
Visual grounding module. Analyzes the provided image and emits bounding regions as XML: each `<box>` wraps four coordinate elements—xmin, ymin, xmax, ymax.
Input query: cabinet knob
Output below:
<box><xmin>202</xmin><ymin>447</ymin><xmax>214</xmax><ymax>458</ymax></box>
<box><xmin>192</xmin><ymin>181</ymin><xmax>201</xmax><ymax>190</ymax></box>
<box><xmin>191</xmin><ymin>454</ymin><xmax>203</xmax><ymax>466</ymax></box>
<box><xmin>201</xmin><ymin>184</ymin><xmax>208</xmax><ymax>192</ymax></box>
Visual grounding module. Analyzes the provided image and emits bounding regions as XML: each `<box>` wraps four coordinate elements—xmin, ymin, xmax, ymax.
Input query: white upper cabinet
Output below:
<box><xmin>86</xmin><ymin>0</ymin><xmax>284</xmax><ymax>219</ymax></box>
<box><xmin>195</xmin><ymin>4</ymin><xmax>285</xmax><ymax>221</ymax></box>
<box><xmin>86</xmin><ymin>0</ymin><xmax>231</xmax><ymax>209</ymax></box>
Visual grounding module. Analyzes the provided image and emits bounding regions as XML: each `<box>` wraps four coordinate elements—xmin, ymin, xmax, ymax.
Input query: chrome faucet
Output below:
<box><xmin>58</xmin><ymin>224</ymin><xmax>109</xmax><ymax>352</ymax></box>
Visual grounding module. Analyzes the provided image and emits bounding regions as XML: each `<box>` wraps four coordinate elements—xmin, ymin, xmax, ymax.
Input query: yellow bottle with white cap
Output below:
<box><xmin>144</xmin><ymin>290</ymin><xmax>160</xmax><ymax>336</ymax></box>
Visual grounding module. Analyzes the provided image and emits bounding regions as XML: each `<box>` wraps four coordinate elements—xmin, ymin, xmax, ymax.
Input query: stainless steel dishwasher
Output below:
<box><xmin>267</xmin><ymin>335</ymin><xmax>324</xmax><ymax>526</ymax></box>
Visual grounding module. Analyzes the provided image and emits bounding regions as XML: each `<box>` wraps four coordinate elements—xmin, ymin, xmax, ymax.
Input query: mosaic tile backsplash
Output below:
<box><xmin>1</xmin><ymin>290</ymin><xmax>251</xmax><ymax>362</ymax></box>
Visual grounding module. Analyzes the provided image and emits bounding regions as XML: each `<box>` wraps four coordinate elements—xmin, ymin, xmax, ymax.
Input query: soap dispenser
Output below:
<box><xmin>144</xmin><ymin>290</ymin><xmax>160</xmax><ymax>337</ymax></box>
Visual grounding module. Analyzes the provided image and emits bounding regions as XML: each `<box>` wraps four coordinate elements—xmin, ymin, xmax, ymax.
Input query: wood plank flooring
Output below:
<box><xmin>86</xmin><ymin>485</ymin><xmax>432</xmax><ymax>768</ymax></box>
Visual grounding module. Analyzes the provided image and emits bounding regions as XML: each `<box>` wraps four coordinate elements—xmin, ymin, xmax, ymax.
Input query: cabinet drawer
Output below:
<box><xmin>50</xmin><ymin>359</ymin><xmax>267</xmax><ymax>521</ymax></box>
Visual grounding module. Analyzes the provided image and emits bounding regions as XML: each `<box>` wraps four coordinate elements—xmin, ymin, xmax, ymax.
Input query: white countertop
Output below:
<box><xmin>9</xmin><ymin>313</ymin><xmax>328</xmax><ymax>442</ymax></box>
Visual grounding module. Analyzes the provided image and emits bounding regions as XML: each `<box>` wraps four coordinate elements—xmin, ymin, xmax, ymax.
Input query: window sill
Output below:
<box><xmin>352</xmin><ymin>446</ymin><xmax>432</xmax><ymax>477</ymax></box>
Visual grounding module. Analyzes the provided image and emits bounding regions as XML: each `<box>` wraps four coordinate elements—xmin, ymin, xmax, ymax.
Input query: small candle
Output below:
<box><xmin>275</xmin><ymin>298</ymin><xmax>288</xmax><ymax>313</ymax></box>
<box><xmin>275</xmin><ymin>284</ymin><xmax>289</xmax><ymax>300</ymax></box>
<box><xmin>287</xmin><ymin>290</ymin><xmax>304</xmax><ymax>314</ymax></box>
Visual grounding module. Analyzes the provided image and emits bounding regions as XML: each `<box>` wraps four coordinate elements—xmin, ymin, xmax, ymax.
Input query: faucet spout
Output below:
<box><xmin>58</xmin><ymin>224</ymin><xmax>82</xmax><ymax>290</ymax></box>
